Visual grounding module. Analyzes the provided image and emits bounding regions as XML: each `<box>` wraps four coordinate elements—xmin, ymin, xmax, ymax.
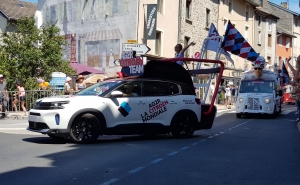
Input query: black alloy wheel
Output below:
<box><xmin>171</xmin><ymin>112</ymin><xmax>196</xmax><ymax>138</ymax></box>
<box><xmin>70</xmin><ymin>113</ymin><xmax>100</xmax><ymax>143</ymax></box>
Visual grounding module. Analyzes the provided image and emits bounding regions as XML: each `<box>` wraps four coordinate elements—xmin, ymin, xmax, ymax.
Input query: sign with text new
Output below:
<box><xmin>146</xmin><ymin>4</ymin><xmax>157</xmax><ymax>40</ymax></box>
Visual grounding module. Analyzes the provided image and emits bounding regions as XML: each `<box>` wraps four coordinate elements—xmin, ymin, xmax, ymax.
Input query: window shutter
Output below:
<box><xmin>286</xmin><ymin>37</ymin><xmax>290</xmax><ymax>48</ymax></box>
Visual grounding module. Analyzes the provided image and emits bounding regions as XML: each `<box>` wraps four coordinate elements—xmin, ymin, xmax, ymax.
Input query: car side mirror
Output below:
<box><xmin>111</xmin><ymin>90</ymin><xmax>123</xmax><ymax>97</ymax></box>
<box><xmin>277</xmin><ymin>90</ymin><xmax>283</xmax><ymax>96</ymax></box>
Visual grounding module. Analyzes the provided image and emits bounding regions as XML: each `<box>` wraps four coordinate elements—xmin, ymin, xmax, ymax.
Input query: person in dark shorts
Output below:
<box><xmin>12</xmin><ymin>81</ymin><xmax>27</xmax><ymax>115</ymax></box>
<box><xmin>0</xmin><ymin>74</ymin><xmax>9</xmax><ymax>119</ymax></box>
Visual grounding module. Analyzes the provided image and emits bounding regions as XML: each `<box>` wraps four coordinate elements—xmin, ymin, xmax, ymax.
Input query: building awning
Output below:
<box><xmin>85</xmin><ymin>29</ymin><xmax>123</xmax><ymax>42</ymax></box>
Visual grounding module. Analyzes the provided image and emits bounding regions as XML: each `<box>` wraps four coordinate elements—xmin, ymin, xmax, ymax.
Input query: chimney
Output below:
<box><xmin>280</xmin><ymin>2</ymin><xmax>289</xmax><ymax>9</ymax></box>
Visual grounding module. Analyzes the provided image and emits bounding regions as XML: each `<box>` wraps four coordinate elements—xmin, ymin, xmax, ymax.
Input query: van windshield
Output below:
<box><xmin>239</xmin><ymin>81</ymin><xmax>273</xmax><ymax>93</ymax></box>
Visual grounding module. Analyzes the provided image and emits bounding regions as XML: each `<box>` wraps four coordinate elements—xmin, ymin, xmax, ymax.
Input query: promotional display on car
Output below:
<box><xmin>27</xmin><ymin>58</ymin><xmax>224</xmax><ymax>143</ymax></box>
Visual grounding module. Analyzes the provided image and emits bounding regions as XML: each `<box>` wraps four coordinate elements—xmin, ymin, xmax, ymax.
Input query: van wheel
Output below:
<box><xmin>236</xmin><ymin>113</ymin><xmax>241</xmax><ymax>118</ymax></box>
<box><xmin>171</xmin><ymin>112</ymin><xmax>196</xmax><ymax>139</ymax></box>
<box><xmin>70</xmin><ymin>113</ymin><xmax>100</xmax><ymax>143</ymax></box>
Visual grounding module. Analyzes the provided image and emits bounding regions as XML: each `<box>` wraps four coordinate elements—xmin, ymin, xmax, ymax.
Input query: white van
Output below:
<box><xmin>235</xmin><ymin>70</ymin><xmax>283</xmax><ymax>118</ymax></box>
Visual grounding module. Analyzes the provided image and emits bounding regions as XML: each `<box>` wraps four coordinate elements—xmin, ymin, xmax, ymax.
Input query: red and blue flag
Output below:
<box><xmin>221</xmin><ymin>21</ymin><xmax>259</xmax><ymax>61</ymax></box>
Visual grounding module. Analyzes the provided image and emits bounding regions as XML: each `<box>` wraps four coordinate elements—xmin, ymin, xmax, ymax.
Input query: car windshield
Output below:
<box><xmin>239</xmin><ymin>81</ymin><xmax>273</xmax><ymax>93</ymax></box>
<box><xmin>77</xmin><ymin>81</ymin><xmax>122</xmax><ymax>96</ymax></box>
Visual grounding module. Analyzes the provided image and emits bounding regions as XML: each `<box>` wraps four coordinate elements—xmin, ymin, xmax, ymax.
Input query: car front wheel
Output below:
<box><xmin>70</xmin><ymin>113</ymin><xmax>100</xmax><ymax>143</ymax></box>
<box><xmin>171</xmin><ymin>112</ymin><xmax>196</xmax><ymax>139</ymax></box>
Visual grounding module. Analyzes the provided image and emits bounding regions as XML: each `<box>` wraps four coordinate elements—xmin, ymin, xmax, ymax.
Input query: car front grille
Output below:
<box><xmin>247</xmin><ymin>98</ymin><xmax>260</xmax><ymax>110</ymax></box>
<box><xmin>28</xmin><ymin>121</ymin><xmax>49</xmax><ymax>130</ymax></box>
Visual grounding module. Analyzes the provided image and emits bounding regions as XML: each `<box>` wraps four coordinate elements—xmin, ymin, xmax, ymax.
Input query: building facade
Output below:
<box><xmin>36</xmin><ymin>0</ymin><xmax>180</xmax><ymax>76</ymax></box>
<box><xmin>252</xmin><ymin>5</ymin><xmax>278</xmax><ymax>71</ymax></box>
<box><xmin>217</xmin><ymin>0</ymin><xmax>260</xmax><ymax>86</ymax></box>
<box><xmin>0</xmin><ymin>0</ymin><xmax>37</xmax><ymax>44</ymax></box>
<box><xmin>266</xmin><ymin>1</ymin><xmax>295</xmax><ymax>70</ymax></box>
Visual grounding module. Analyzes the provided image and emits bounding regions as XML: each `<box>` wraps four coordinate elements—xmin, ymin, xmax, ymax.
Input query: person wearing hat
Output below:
<box><xmin>0</xmin><ymin>74</ymin><xmax>8</xmax><ymax>118</ymax></box>
<box><xmin>64</xmin><ymin>77</ymin><xmax>72</xmax><ymax>95</ymax></box>
<box><xmin>12</xmin><ymin>81</ymin><xmax>27</xmax><ymax>115</ymax></box>
<box><xmin>75</xmin><ymin>75</ymin><xmax>86</xmax><ymax>92</ymax></box>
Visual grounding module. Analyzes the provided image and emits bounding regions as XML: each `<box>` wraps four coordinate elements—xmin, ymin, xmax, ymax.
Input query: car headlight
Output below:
<box><xmin>265</xmin><ymin>98</ymin><xmax>270</xmax><ymax>104</ymax></box>
<box><xmin>239</xmin><ymin>98</ymin><xmax>243</xmax><ymax>103</ymax></box>
<box><xmin>35</xmin><ymin>100</ymin><xmax>70</xmax><ymax>109</ymax></box>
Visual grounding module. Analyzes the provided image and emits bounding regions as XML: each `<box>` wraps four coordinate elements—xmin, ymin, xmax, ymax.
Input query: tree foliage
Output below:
<box><xmin>0</xmin><ymin>16</ymin><xmax>75</xmax><ymax>91</ymax></box>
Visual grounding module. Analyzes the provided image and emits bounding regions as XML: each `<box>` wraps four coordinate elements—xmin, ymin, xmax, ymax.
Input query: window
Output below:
<box><xmin>268</xmin><ymin>34</ymin><xmax>272</xmax><ymax>47</ymax></box>
<box><xmin>258</xmin><ymin>16</ymin><xmax>261</xmax><ymax>27</ymax></box>
<box><xmin>279</xmin><ymin>36</ymin><xmax>282</xmax><ymax>46</ymax></box>
<box><xmin>258</xmin><ymin>31</ymin><xmax>261</xmax><ymax>45</ymax></box>
<box><xmin>245</xmin><ymin>5</ymin><xmax>249</xmax><ymax>21</ymax></box>
<box><xmin>186</xmin><ymin>0</ymin><xmax>192</xmax><ymax>19</ymax></box>
<box><xmin>184</xmin><ymin>36</ymin><xmax>190</xmax><ymax>57</ymax></box>
<box><xmin>268</xmin><ymin>21</ymin><xmax>271</xmax><ymax>31</ymax></box>
<box><xmin>286</xmin><ymin>37</ymin><xmax>290</xmax><ymax>48</ymax></box>
<box><xmin>222</xmin><ymin>0</ymin><xmax>226</xmax><ymax>4</ymax></box>
<box><xmin>206</xmin><ymin>8</ymin><xmax>210</xmax><ymax>28</ymax></box>
<box><xmin>228</xmin><ymin>0</ymin><xmax>232</xmax><ymax>14</ymax></box>
<box><xmin>122</xmin><ymin>0</ymin><xmax>129</xmax><ymax>15</ymax></box>
<box><xmin>245</xmin><ymin>26</ymin><xmax>249</xmax><ymax>40</ymax></box>
<box><xmin>50</xmin><ymin>5</ymin><xmax>57</xmax><ymax>24</ymax></box>
<box><xmin>267</xmin><ymin>56</ymin><xmax>271</xmax><ymax>63</ymax></box>
<box><xmin>169</xmin><ymin>83</ymin><xmax>180</xmax><ymax>95</ymax></box>
<box><xmin>157</xmin><ymin>0</ymin><xmax>164</xmax><ymax>14</ymax></box>
<box><xmin>155</xmin><ymin>31</ymin><xmax>162</xmax><ymax>56</ymax></box>
<box><xmin>116</xmin><ymin>82</ymin><xmax>144</xmax><ymax>97</ymax></box>
<box><xmin>145</xmin><ymin>81</ymin><xmax>170</xmax><ymax>96</ymax></box>
<box><xmin>223</xmin><ymin>19</ymin><xmax>228</xmax><ymax>31</ymax></box>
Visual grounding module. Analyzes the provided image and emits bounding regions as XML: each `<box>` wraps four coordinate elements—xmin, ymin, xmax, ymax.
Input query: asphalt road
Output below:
<box><xmin>0</xmin><ymin>105</ymin><xmax>299</xmax><ymax>185</ymax></box>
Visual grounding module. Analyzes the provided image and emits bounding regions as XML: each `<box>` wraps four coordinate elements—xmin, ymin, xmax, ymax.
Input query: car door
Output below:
<box><xmin>106</xmin><ymin>81</ymin><xmax>146</xmax><ymax>127</ymax></box>
<box><xmin>143</xmin><ymin>81</ymin><xmax>182</xmax><ymax>125</ymax></box>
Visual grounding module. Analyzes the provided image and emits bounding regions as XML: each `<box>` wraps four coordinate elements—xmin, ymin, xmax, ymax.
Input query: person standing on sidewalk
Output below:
<box><xmin>225</xmin><ymin>84</ymin><xmax>231</xmax><ymax>109</ymax></box>
<box><xmin>209</xmin><ymin>82</ymin><xmax>215</xmax><ymax>103</ymax></box>
<box><xmin>0</xmin><ymin>74</ymin><xmax>8</xmax><ymax>119</ymax></box>
<box><xmin>12</xmin><ymin>81</ymin><xmax>27</xmax><ymax>116</ymax></box>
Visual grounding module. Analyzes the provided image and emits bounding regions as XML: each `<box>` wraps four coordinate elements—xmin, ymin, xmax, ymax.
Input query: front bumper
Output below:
<box><xmin>27</xmin><ymin>109</ymin><xmax>72</xmax><ymax>134</ymax></box>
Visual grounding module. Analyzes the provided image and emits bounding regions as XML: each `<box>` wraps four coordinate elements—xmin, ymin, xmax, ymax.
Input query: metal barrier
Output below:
<box><xmin>4</xmin><ymin>90</ymin><xmax>77</xmax><ymax>113</ymax></box>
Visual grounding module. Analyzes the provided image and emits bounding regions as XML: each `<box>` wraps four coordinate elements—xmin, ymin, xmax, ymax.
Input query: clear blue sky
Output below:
<box><xmin>22</xmin><ymin>0</ymin><xmax>299</xmax><ymax>13</ymax></box>
<box><xmin>269</xmin><ymin>0</ymin><xmax>300</xmax><ymax>13</ymax></box>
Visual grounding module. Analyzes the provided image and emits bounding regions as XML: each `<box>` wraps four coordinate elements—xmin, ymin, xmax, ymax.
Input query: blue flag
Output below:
<box><xmin>282</xmin><ymin>61</ymin><xmax>290</xmax><ymax>84</ymax></box>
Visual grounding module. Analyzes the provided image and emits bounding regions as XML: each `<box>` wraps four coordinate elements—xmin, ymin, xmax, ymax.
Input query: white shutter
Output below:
<box><xmin>279</xmin><ymin>36</ymin><xmax>282</xmax><ymax>46</ymax></box>
<box><xmin>286</xmin><ymin>37</ymin><xmax>290</xmax><ymax>48</ymax></box>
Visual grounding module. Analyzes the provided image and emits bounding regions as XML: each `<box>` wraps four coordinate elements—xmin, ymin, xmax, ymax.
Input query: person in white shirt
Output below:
<box><xmin>225</xmin><ymin>84</ymin><xmax>231</xmax><ymax>108</ymax></box>
<box><xmin>209</xmin><ymin>82</ymin><xmax>215</xmax><ymax>103</ymax></box>
<box><xmin>174</xmin><ymin>42</ymin><xmax>196</xmax><ymax>66</ymax></box>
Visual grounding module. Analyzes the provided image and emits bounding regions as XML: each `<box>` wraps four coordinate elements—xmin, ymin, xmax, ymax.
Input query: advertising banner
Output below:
<box><xmin>146</xmin><ymin>4</ymin><xmax>157</xmax><ymax>40</ymax></box>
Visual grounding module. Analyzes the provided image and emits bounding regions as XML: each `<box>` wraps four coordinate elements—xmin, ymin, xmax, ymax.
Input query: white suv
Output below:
<box><xmin>27</xmin><ymin>78</ymin><xmax>202</xmax><ymax>143</ymax></box>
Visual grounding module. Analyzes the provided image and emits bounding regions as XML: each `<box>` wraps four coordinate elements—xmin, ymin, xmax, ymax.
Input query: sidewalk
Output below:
<box><xmin>1</xmin><ymin>111</ymin><xmax>28</xmax><ymax>120</ymax></box>
<box><xmin>215</xmin><ymin>104</ymin><xmax>236</xmax><ymax>110</ymax></box>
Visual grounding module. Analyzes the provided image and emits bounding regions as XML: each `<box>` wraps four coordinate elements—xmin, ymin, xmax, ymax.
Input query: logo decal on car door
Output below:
<box><xmin>118</xmin><ymin>102</ymin><xmax>132</xmax><ymax>117</ymax></box>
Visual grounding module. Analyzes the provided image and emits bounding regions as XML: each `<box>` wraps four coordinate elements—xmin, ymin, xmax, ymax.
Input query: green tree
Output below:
<box><xmin>0</xmin><ymin>16</ymin><xmax>75</xmax><ymax>91</ymax></box>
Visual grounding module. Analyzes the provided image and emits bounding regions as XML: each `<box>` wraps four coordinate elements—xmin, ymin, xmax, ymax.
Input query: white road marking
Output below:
<box><xmin>168</xmin><ymin>151</ymin><xmax>178</xmax><ymax>156</ymax></box>
<box><xmin>181</xmin><ymin>146</ymin><xmax>189</xmax><ymax>150</ymax></box>
<box><xmin>151</xmin><ymin>158</ymin><xmax>164</xmax><ymax>164</ymax></box>
<box><xmin>129</xmin><ymin>167</ymin><xmax>145</xmax><ymax>174</ymax></box>
<box><xmin>281</xmin><ymin>110</ymin><xmax>295</xmax><ymax>115</ymax></box>
<box><xmin>101</xmin><ymin>178</ymin><xmax>119</xmax><ymax>185</ymax></box>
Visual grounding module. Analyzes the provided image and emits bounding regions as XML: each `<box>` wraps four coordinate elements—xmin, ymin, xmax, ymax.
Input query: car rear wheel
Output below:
<box><xmin>70</xmin><ymin>113</ymin><xmax>100</xmax><ymax>143</ymax></box>
<box><xmin>171</xmin><ymin>112</ymin><xmax>196</xmax><ymax>139</ymax></box>
<box><xmin>236</xmin><ymin>113</ymin><xmax>241</xmax><ymax>118</ymax></box>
